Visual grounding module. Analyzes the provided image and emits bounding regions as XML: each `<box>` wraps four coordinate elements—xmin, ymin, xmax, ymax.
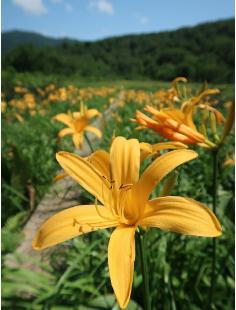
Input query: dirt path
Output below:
<box><xmin>5</xmin><ymin>90</ymin><xmax>124</xmax><ymax>270</ymax></box>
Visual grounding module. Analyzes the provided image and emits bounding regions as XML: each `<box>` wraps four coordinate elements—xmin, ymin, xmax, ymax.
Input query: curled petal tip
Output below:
<box><xmin>55</xmin><ymin>152</ymin><xmax>62</xmax><ymax>160</ymax></box>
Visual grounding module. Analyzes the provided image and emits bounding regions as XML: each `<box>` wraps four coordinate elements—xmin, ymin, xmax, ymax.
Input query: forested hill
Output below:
<box><xmin>2</xmin><ymin>19</ymin><xmax>234</xmax><ymax>83</ymax></box>
<box><xmin>2</xmin><ymin>30</ymin><xmax>76</xmax><ymax>55</ymax></box>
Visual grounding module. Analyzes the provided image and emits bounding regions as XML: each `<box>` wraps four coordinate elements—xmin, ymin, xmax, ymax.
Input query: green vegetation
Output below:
<box><xmin>2</xmin><ymin>19</ymin><xmax>234</xmax><ymax>83</ymax></box>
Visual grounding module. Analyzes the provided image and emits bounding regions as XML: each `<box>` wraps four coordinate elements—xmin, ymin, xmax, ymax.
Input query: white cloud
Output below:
<box><xmin>50</xmin><ymin>0</ymin><xmax>73</xmax><ymax>12</ymax></box>
<box><xmin>139</xmin><ymin>16</ymin><xmax>149</xmax><ymax>25</ymax></box>
<box><xmin>12</xmin><ymin>0</ymin><xmax>47</xmax><ymax>15</ymax></box>
<box><xmin>90</xmin><ymin>0</ymin><xmax>114</xmax><ymax>15</ymax></box>
<box><xmin>65</xmin><ymin>3</ymin><xmax>73</xmax><ymax>12</ymax></box>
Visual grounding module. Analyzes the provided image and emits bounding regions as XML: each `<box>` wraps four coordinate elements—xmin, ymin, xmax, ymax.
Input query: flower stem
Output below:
<box><xmin>137</xmin><ymin>231</ymin><xmax>151</xmax><ymax>310</ymax></box>
<box><xmin>84</xmin><ymin>133</ymin><xmax>94</xmax><ymax>153</ymax></box>
<box><xmin>209</xmin><ymin>148</ymin><xmax>219</xmax><ymax>307</ymax></box>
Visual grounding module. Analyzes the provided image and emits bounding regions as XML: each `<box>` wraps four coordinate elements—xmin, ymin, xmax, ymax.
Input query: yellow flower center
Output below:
<box><xmin>74</xmin><ymin>116</ymin><xmax>88</xmax><ymax>132</ymax></box>
<box><xmin>99</xmin><ymin>176</ymin><xmax>140</xmax><ymax>226</ymax></box>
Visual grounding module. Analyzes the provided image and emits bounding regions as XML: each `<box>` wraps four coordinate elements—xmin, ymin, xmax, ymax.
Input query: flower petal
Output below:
<box><xmin>53</xmin><ymin>113</ymin><xmax>74</xmax><ymax>128</ymax></box>
<box><xmin>140</xmin><ymin>196</ymin><xmax>222</xmax><ymax>237</ymax></box>
<box><xmin>182</xmin><ymin>105</ymin><xmax>197</xmax><ymax>130</ymax></box>
<box><xmin>161</xmin><ymin>108</ymin><xmax>185</xmax><ymax>123</ymax></box>
<box><xmin>72</xmin><ymin>112</ymin><xmax>81</xmax><ymax>119</ymax></box>
<box><xmin>140</xmin><ymin>141</ymin><xmax>188</xmax><ymax>162</ymax></box>
<box><xmin>58</xmin><ymin>127</ymin><xmax>74</xmax><ymax>138</ymax></box>
<box><xmin>145</xmin><ymin>106</ymin><xmax>205</xmax><ymax>142</ymax></box>
<box><xmin>136</xmin><ymin>149</ymin><xmax>198</xmax><ymax>204</ymax></box>
<box><xmin>139</xmin><ymin>142</ymin><xmax>153</xmax><ymax>162</ymax></box>
<box><xmin>108</xmin><ymin>226</ymin><xmax>136</xmax><ymax>309</ymax></box>
<box><xmin>87</xmin><ymin>150</ymin><xmax>110</xmax><ymax>178</ymax></box>
<box><xmin>56</xmin><ymin>151</ymin><xmax>109</xmax><ymax>204</ymax></box>
<box><xmin>152</xmin><ymin>141</ymin><xmax>188</xmax><ymax>151</ymax></box>
<box><xmin>86</xmin><ymin>109</ymin><xmax>100</xmax><ymax>119</ymax></box>
<box><xmin>135</xmin><ymin>111</ymin><xmax>196</xmax><ymax>144</ymax></box>
<box><xmin>32</xmin><ymin>205</ymin><xmax>118</xmax><ymax>250</ymax></box>
<box><xmin>72</xmin><ymin>133</ymin><xmax>83</xmax><ymax>148</ymax></box>
<box><xmin>85</xmin><ymin>126</ymin><xmax>102</xmax><ymax>138</ymax></box>
<box><xmin>110</xmin><ymin>137</ymin><xmax>140</xmax><ymax>188</ymax></box>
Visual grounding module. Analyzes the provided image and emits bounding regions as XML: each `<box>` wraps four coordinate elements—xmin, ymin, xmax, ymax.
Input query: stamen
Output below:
<box><xmin>118</xmin><ymin>189</ymin><xmax>126</xmax><ymax>221</ymax></box>
<box><xmin>73</xmin><ymin>219</ymin><xmax>85</xmax><ymax>233</ymax></box>
<box><xmin>117</xmin><ymin>183</ymin><xmax>133</xmax><ymax>222</ymax></box>
<box><xmin>73</xmin><ymin>218</ymin><xmax>80</xmax><ymax>227</ymax></box>
<box><xmin>102</xmin><ymin>175</ymin><xmax>115</xmax><ymax>189</ymax></box>
<box><xmin>101</xmin><ymin>178</ymin><xmax>118</xmax><ymax>219</ymax></box>
<box><xmin>72</xmin><ymin>216</ymin><xmax>105</xmax><ymax>234</ymax></box>
<box><xmin>119</xmin><ymin>183</ymin><xmax>133</xmax><ymax>191</ymax></box>
<box><xmin>94</xmin><ymin>197</ymin><xmax>117</xmax><ymax>221</ymax></box>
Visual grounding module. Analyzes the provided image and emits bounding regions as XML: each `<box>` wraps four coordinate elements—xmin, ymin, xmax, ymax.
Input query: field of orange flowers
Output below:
<box><xmin>2</xmin><ymin>76</ymin><xmax>234</xmax><ymax>309</ymax></box>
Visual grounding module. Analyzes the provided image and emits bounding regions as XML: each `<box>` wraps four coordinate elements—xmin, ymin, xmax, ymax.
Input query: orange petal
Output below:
<box><xmin>56</xmin><ymin>151</ymin><xmax>109</xmax><ymax>204</ymax></box>
<box><xmin>140</xmin><ymin>196</ymin><xmax>222</xmax><ymax>237</ymax></box>
<box><xmin>86</xmin><ymin>109</ymin><xmax>100</xmax><ymax>119</ymax></box>
<box><xmin>72</xmin><ymin>133</ymin><xmax>83</xmax><ymax>148</ymax></box>
<box><xmin>108</xmin><ymin>226</ymin><xmax>136</xmax><ymax>309</ymax></box>
<box><xmin>86</xmin><ymin>150</ymin><xmax>110</xmax><ymax>178</ymax></box>
<box><xmin>53</xmin><ymin>113</ymin><xmax>74</xmax><ymax>128</ymax></box>
<box><xmin>140</xmin><ymin>141</ymin><xmax>188</xmax><ymax>162</ymax></box>
<box><xmin>135</xmin><ymin>149</ymin><xmax>198</xmax><ymax>205</ymax></box>
<box><xmin>110</xmin><ymin>137</ymin><xmax>140</xmax><ymax>188</ymax></box>
<box><xmin>58</xmin><ymin>128</ymin><xmax>74</xmax><ymax>138</ymax></box>
<box><xmin>146</xmin><ymin>106</ymin><xmax>205</xmax><ymax>142</ymax></box>
<box><xmin>85</xmin><ymin>126</ymin><xmax>102</xmax><ymax>138</ymax></box>
<box><xmin>33</xmin><ymin>205</ymin><xmax>118</xmax><ymax>250</ymax></box>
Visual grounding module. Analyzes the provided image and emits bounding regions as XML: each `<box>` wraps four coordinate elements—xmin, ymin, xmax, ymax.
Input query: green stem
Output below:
<box><xmin>84</xmin><ymin>133</ymin><xmax>94</xmax><ymax>153</ymax></box>
<box><xmin>212</xmin><ymin>149</ymin><xmax>219</xmax><ymax>215</ymax></box>
<box><xmin>209</xmin><ymin>148</ymin><xmax>219</xmax><ymax>308</ymax></box>
<box><xmin>137</xmin><ymin>231</ymin><xmax>151</xmax><ymax>310</ymax></box>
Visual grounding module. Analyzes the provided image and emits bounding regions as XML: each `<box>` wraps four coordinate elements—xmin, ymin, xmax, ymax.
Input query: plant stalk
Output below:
<box><xmin>209</xmin><ymin>148</ymin><xmax>219</xmax><ymax>307</ymax></box>
<box><xmin>137</xmin><ymin>231</ymin><xmax>151</xmax><ymax>310</ymax></box>
<box><xmin>84</xmin><ymin>133</ymin><xmax>94</xmax><ymax>153</ymax></box>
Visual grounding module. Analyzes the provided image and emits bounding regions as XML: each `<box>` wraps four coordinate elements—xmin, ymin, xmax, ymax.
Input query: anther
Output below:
<box><xmin>102</xmin><ymin>176</ymin><xmax>115</xmax><ymax>190</ymax></box>
<box><xmin>73</xmin><ymin>218</ymin><xmax>80</xmax><ymax>227</ymax></box>
<box><xmin>119</xmin><ymin>183</ymin><xmax>133</xmax><ymax>191</ymax></box>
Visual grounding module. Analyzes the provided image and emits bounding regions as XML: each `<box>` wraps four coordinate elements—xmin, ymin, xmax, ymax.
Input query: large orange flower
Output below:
<box><xmin>33</xmin><ymin>137</ymin><xmax>222</xmax><ymax>309</ymax></box>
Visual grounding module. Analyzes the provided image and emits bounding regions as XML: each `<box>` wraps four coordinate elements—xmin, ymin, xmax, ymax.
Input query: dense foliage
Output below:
<box><xmin>2</xmin><ymin>19</ymin><xmax>234</xmax><ymax>83</ymax></box>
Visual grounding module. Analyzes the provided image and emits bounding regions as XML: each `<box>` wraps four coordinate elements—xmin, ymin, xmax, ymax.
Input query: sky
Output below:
<box><xmin>2</xmin><ymin>0</ymin><xmax>235</xmax><ymax>41</ymax></box>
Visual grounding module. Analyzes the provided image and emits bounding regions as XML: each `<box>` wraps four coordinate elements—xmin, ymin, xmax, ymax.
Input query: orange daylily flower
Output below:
<box><xmin>53</xmin><ymin>103</ymin><xmax>102</xmax><ymax>149</ymax></box>
<box><xmin>32</xmin><ymin>137</ymin><xmax>222</xmax><ymax>309</ymax></box>
<box><xmin>134</xmin><ymin>105</ymin><xmax>216</xmax><ymax>148</ymax></box>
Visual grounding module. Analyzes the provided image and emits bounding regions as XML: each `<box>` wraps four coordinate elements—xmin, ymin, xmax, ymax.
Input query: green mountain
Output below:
<box><xmin>2</xmin><ymin>30</ymin><xmax>76</xmax><ymax>55</ymax></box>
<box><xmin>2</xmin><ymin>19</ymin><xmax>234</xmax><ymax>83</ymax></box>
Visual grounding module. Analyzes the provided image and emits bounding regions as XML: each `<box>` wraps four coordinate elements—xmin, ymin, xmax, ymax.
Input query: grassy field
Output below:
<box><xmin>2</xmin><ymin>74</ymin><xmax>234</xmax><ymax>309</ymax></box>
